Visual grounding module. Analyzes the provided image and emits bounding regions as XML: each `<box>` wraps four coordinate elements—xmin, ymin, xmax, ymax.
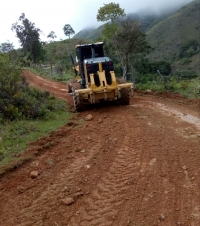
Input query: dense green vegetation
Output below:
<box><xmin>0</xmin><ymin>53</ymin><xmax>68</xmax><ymax>122</ymax></box>
<box><xmin>0</xmin><ymin>53</ymin><xmax>72</xmax><ymax>171</ymax></box>
<box><xmin>146</xmin><ymin>0</ymin><xmax>200</xmax><ymax>74</ymax></box>
<box><xmin>135</xmin><ymin>75</ymin><xmax>200</xmax><ymax>98</ymax></box>
<box><xmin>0</xmin><ymin>111</ymin><xmax>71</xmax><ymax>171</ymax></box>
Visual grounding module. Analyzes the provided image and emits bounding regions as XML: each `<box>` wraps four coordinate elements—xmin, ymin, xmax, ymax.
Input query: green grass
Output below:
<box><xmin>0</xmin><ymin>109</ymin><xmax>72</xmax><ymax>170</ymax></box>
<box><xmin>172</xmin><ymin>78</ymin><xmax>200</xmax><ymax>98</ymax></box>
<box><xmin>136</xmin><ymin>76</ymin><xmax>200</xmax><ymax>99</ymax></box>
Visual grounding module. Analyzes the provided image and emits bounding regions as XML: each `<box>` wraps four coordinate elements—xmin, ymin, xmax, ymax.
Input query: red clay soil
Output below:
<box><xmin>0</xmin><ymin>70</ymin><xmax>200</xmax><ymax>226</ymax></box>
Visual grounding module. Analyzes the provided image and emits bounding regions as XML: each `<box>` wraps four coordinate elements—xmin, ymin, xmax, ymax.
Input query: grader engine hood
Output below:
<box><xmin>84</xmin><ymin>57</ymin><xmax>114</xmax><ymax>88</ymax></box>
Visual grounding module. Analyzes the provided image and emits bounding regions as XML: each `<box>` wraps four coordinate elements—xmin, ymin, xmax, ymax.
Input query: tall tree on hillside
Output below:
<box><xmin>97</xmin><ymin>2</ymin><xmax>125</xmax><ymax>41</ymax></box>
<box><xmin>112</xmin><ymin>20</ymin><xmax>150</xmax><ymax>78</ymax></box>
<box><xmin>97</xmin><ymin>2</ymin><xmax>125</xmax><ymax>22</ymax></box>
<box><xmin>63</xmin><ymin>24</ymin><xmax>75</xmax><ymax>39</ymax></box>
<box><xmin>11</xmin><ymin>13</ymin><xmax>44</xmax><ymax>63</ymax></box>
<box><xmin>97</xmin><ymin>3</ymin><xmax>150</xmax><ymax>78</ymax></box>
<box><xmin>47</xmin><ymin>31</ymin><xmax>57</xmax><ymax>42</ymax></box>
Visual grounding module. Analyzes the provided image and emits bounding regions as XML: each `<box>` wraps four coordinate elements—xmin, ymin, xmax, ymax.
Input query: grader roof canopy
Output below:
<box><xmin>76</xmin><ymin>42</ymin><xmax>104</xmax><ymax>61</ymax></box>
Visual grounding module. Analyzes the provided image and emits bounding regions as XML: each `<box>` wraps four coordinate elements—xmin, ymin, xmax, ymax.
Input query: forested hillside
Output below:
<box><xmin>147</xmin><ymin>0</ymin><xmax>200</xmax><ymax>74</ymax></box>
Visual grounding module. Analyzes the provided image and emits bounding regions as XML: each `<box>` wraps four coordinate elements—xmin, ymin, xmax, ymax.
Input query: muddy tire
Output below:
<box><xmin>117</xmin><ymin>78</ymin><xmax>130</xmax><ymax>105</ymax></box>
<box><xmin>120</xmin><ymin>88</ymin><xmax>130</xmax><ymax>105</ymax></box>
<box><xmin>72</xmin><ymin>82</ymin><xmax>81</xmax><ymax>93</ymax></box>
<box><xmin>73</xmin><ymin>94</ymin><xmax>85</xmax><ymax>112</ymax></box>
<box><xmin>66</xmin><ymin>79</ymin><xmax>76</xmax><ymax>93</ymax></box>
<box><xmin>72</xmin><ymin>82</ymin><xmax>85</xmax><ymax>112</ymax></box>
<box><xmin>66</xmin><ymin>82</ymin><xmax>72</xmax><ymax>93</ymax></box>
<box><xmin>67</xmin><ymin>79</ymin><xmax>76</xmax><ymax>93</ymax></box>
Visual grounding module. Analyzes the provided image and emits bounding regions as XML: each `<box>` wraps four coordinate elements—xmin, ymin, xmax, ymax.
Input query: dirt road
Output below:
<box><xmin>0</xmin><ymin>70</ymin><xmax>200</xmax><ymax>226</ymax></box>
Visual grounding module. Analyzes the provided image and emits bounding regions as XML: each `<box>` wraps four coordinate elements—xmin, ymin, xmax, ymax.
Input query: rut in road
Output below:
<box><xmin>68</xmin><ymin>113</ymin><xmax>146</xmax><ymax>226</ymax></box>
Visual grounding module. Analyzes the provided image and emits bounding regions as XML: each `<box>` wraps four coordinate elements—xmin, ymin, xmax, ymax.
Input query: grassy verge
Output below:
<box><xmin>135</xmin><ymin>76</ymin><xmax>200</xmax><ymax>99</ymax></box>
<box><xmin>0</xmin><ymin>108</ymin><xmax>72</xmax><ymax>172</ymax></box>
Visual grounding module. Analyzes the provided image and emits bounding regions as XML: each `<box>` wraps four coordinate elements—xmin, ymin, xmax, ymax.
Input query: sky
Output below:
<box><xmin>0</xmin><ymin>0</ymin><xmax>194</xmax><ymax>49</ymax></box>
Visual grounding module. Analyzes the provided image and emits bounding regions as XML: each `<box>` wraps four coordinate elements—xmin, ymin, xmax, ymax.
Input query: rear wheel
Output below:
<box><xmin>117</xmin><ymin>78</ymin><xmax>130</xmax><ymax>105</ymax></box>
<box><xmin>120</xmin><ymin>88</ymin><xmax>130</xmax><ymax>105</ymax></box>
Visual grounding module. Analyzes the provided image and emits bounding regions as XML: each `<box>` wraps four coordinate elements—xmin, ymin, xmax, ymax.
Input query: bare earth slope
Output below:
<box><xmin>0</xmin><ymin>70</ymin><xmax>200</xmax><ymax>226</ymax></box>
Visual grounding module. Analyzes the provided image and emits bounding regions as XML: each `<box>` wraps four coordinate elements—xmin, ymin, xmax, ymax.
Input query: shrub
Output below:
<box><xmin>135</xmin><ymin>73</ymin><xmax>157</xmax><ymax>84</ymax></box>
<box><xmin>181</xmin><ymin>58</ymin><xmax>192</xmax><ymax>65</ymax></box>
<box><xmin>179</xmin><ymin>40</ymin><xmax>199</xmax><ymax>58</ymax></box>
<box><xmin>0</xmin><ymin>53</ymin><xmax>66</xmax><ymax>122</ymax></box>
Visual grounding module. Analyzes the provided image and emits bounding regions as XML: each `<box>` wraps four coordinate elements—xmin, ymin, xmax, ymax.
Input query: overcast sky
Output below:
<box><xmin>0</xmin><ymin>0</ymin><xmax>194</xmax><ymax>48</ymax></box>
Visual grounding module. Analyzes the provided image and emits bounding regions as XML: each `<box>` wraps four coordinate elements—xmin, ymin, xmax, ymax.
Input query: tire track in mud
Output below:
<box><xmin>113</xmin><ymin>102</ymin><xmax>200</xmax><ymax>226</ymax></box>
<box><xmin>15</xmin><ymin>143</ymin><xmax>103</xmax><ymax>226</ymax></box>
<box><xmin>67</xmin><ymin>112</ymin><xmax>145</xmax><ymax>226</ymax></box>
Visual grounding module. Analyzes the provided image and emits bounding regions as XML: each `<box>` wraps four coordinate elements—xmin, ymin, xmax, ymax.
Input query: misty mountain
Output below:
<box><xmin>72</xmin><ymin>27</ymin><xmax>95</xmax><ymax>40</ymax></box>
<box><xmin>73</xmin><ymin>1</ymin><xmax>194</xmax><ymax>40</ymax></box>
<box><xmin>73</xmin><ymin>11</ymin><xmax>171</xmax><ymax>40</ymax></box>
<box><xmin>73</xmin><ymin>26</ymin><xmax>102</xmax><ymax>40</ymax></box>
<box><xmin>147</xmin><ymin>0</ymin><xmax>200</xmax><ymax>73</ymax></box>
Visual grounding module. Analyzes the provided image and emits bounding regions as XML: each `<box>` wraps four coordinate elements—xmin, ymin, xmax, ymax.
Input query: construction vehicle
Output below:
<box><xmin>67</xmin><ymin>42</ymin><xmax>134</xmax><ymax>111</ymax></box>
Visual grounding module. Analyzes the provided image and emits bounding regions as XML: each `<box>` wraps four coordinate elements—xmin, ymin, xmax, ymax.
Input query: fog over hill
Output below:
<box><xmin>74</xmin><ymin>0</ymin><xmax>194</xmax><ymax>38</ymax></box>
<box><xmin>76</xmin><ymin>0</ymin><xmax>194</xmax><ymax>31</ymax></box>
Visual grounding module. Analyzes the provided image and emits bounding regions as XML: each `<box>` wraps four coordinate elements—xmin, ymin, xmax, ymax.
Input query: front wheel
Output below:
<box><xmin>73</xmin><ymin>94</ymin><xmax>85</xmax><ymax>112</ymax></box>
<box><xmin>66</xmin><ymin>79</ymin><xmax>76</xmax><ymax>93</ymax></box>
<box><xmin>72</xmin><ymin>82</ymin><xmax>85</xmax><ymax>112</ymax></box>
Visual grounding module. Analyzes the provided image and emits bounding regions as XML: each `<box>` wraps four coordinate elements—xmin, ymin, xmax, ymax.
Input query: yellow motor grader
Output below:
<box><xmin>67</xmin><ymin>42</ymin><xmax>134</xmax><ymax>111</ymax></box>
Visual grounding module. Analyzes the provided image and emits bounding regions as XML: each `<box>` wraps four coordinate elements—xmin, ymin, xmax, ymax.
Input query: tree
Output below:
<box><xmin>63</xmin><ymin>24</ymin><xmax>75</xmax><ymax>39</ymax></box>
<box><xmin>102</xmin><ymin>23</ymin><xmax>119</xmax><ymax>41</ymax></box>
<box><xmin>0</xmin><ymin>41</ymin><xmax>18</xmax><ymax>64</ymax></box>
<box><xmin>112</xmin><ymin>20</ymin><xmax>150</xmax><ymax>77</ymax></box>
<box><xmin>97</xmin><ymin>3</ymin><xmax>150</xmax><ymax>79</ymax></box>
<box><xmin>97</xmin><ymin>2</ymin><xmax>125</xmax><ymax>23</ymax></box>
<box><xmin>97</xmin><ymin>2</ymin><xmax>125</xmax><ymax>41</ymax></box>
<box><xmin>0</xmin><ymin>42</ymin><xmax>14</xmax><ymax>53</ymax></box>
<box><xmin>47</xmin><ymin>31</ymin><xmax>57</xmax><ymax>42</ymax></box>
<box><xmin>11</xmin><ymin>13</ymin><xmax>44</xmax><ymax>63</ymax></box>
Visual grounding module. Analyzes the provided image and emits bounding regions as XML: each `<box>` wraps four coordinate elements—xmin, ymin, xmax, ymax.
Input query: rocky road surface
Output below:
<box><xmin>0</xmin><ymin>70</ymin><xmax>200</xmax><ymax>226</ymax></box>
